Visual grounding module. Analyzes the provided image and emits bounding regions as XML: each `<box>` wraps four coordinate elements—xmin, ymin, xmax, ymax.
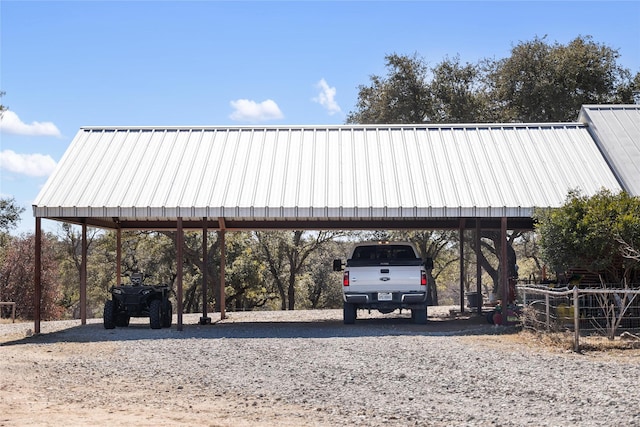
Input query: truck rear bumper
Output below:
<box><xmin>344</xmin><ymin>291</ymin><xmax>427</xmax><ymax>307</ymax></box>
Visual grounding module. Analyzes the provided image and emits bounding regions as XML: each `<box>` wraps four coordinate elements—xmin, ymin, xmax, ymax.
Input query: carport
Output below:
<box><xmin>32</xmin><ymin>105</ymin><xmax>639</xmax><ymax>333</ymax></box>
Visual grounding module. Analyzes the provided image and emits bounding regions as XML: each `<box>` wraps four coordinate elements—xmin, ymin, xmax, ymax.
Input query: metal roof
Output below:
<box><xmin>33</xmin><ymin>122</ymin><xmax>623</xmax><ymax>230</ymax></box>
<box><xmin>578</xmin><ymin>105</ymin><xmax>640</xmax><ymax>196</ymax></box>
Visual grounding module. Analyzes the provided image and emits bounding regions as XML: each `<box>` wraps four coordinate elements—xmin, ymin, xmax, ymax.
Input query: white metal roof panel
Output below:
<box><xmin>33</xmin><ymin>122</ymin><xmax>624</xmax><ymax>222</ymax></box>
<box><xmin>578</xmin><ymin>105</ymin><xmax>640</xmax><ymax>196</ymax></box>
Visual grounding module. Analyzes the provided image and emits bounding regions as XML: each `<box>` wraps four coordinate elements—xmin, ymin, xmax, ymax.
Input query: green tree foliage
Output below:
<box><xmin>0</xmin><ymin>197</ymin><xmax>25</xmax><ymax>233</ymax></box>
<box><xmin>225</xmin><ymin>231</ymin><xmax>275</xmax><ymax>311</ymax></box>
<box><xmin>619</xmin><ymin>71</ymin><xmax>640</xmax><ymax>104</ymax></box>
<box><xmin>123</xmin><ymin>231</ymin><xmax>177</xmax><ymax>284</ymax></box>
<box><xmin>300</xmin><ymin>239</ymin><xmax>344</xmax><ymax>309</ymax></box>
<box><xmin>347</xmin><ymin>36</ymin><xmax>635</xmax><ymax>125</ymax></box>
<box><xmin>486</xmin><ymin>35</ymin><xmax>632</xmax><ymax>122</ymax></box>
<box><xmin>57</xmin><ymin>223</ymin><xmax>105</xmax><ymax>317</ymax></box>
<box><xmin>254</xmin><ymin>230</ymin><xmax>345</xmax><ymax>310</ymax></box>
<box><xmin>535</xmin><ymin>190</ymin><xmax>640</xmax><ymax>283</ymax></box>
<box><xmin>429</xmin><ymin>56</ymin><xmax>485</xmax><ymax>123</ymax></box>
<box><xmin>346</xmin><ymin>53</ymin><xmax>431</xmax><ymax>124</ymax></box>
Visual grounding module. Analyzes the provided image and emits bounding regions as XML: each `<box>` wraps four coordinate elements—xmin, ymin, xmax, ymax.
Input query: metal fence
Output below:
<box><xmin>517</xmin><ymin>284</ymin><xmax>640</xmax><ymax>350</ymax></box>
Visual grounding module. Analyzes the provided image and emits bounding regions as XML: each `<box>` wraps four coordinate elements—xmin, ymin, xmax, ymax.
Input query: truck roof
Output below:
<box><xmin>352</xmin><ymin>241</ymin><xmax>415</xmax><ymax>247</ymax></box>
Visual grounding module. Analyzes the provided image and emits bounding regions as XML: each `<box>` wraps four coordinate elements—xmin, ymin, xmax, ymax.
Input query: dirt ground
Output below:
<box><xmin>2</xmin><ymin>308</ymin><xmax>639</xmax><ymax>426</ymax></box>
<box><xmin>0</xmin><ymin>325</ymin><xmax>335</xmax><ymax>426</ymax></box>
<box><xmin>0</xmin><ymin>308</ymin><xmax>477</xmax><ymax>426</ymax></box>
<box><xmin>0</xmin><ymin>328</ymin><xmax>305</xmax><ymax>427</ymax></box>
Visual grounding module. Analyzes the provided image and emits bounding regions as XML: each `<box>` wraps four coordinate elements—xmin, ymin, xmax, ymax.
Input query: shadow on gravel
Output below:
<box><xmin>0</xmin><ymin>311</ymin><xmax>506</xmax><ymax>346</ymax></box>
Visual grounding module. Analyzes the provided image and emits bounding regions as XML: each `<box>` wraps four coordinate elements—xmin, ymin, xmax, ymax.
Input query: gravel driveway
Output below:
<box><xmin>1</xmin><ymin>307</ymin><xmax>639</xmax><ymax>426</ymax></box>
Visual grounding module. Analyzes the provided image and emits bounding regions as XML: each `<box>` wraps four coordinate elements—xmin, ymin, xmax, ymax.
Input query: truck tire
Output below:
<box><xmin>162</xmin><ymin>299</ymin><xmax>172</xmax><ymax>328</ymax></box>
<box><xmin>103</xmin><ymin>300</ymin><xmax>116</xmax><ymax>329</ymax></box>
<box><xmin>486</xmin><ymin>310</ymin><xmax>496</xmax><ymax>324</ymax></box>
<box><xmin>412</xmin><ymin>307</ymin><xmax>427</xmax><ymax>324</ymax></box>
<box><xmin>343</xmin><ymin>302</ymin><xmax>356</xmax><ymax>324</ymax></box>
<box><xmin>149</xmin><ymin>299</ymin><xmax>163</xmax><ymax>329</ymax></box>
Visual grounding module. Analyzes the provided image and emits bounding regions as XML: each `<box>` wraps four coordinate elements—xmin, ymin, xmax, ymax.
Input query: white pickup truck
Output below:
<box><xmin>333</xmin><ymin>242</ymin><xmax>433</xmax><ymax>324</ymax></box>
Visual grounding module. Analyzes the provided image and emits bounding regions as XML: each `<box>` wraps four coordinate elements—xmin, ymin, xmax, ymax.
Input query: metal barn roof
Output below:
<box><xmin>578</xmin><ymin>105</ymin><xmax>640</xmax><ymax>196</ymax></box>
<box><xmin>33</xmin><ymin>120</ymin><xmax>623</xmax><ymax>230</ymax></box>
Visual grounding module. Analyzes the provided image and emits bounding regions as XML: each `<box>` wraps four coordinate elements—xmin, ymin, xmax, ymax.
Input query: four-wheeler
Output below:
<box><xmin>103</xmin><ymin>272</ymin><xmax>174</xmax><ymax>329</ymax></box>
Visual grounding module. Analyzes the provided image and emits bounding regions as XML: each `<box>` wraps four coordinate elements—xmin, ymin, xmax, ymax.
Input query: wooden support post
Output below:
<box><xmin>219</xmin><ymin>218</ymin><xmax>226</xmax><ymax>320</ymax></box>
<box><xmin>34</xmin><ymin>217</ymin><xmax>42</xmax><ymax>334</ymax></box>
<box><xmin>573</xmin><ymin>285</ymin><xmax>580</xmax><ymax>352</ymax></box>
<box><xmin>200</xmin><ymin>219</ymin><xmax>211</xmax><ymax>324</ymax></box>
<box><xmin>475</xmin><ymin>220</ymin><xmax>482</xmax><ymax>315</ymax></box>
<box><xmin>500</xmin><ymin>217</ymin><xmax>509</xmax><ymax>326</ymax></box>
<box><xmin>81</xmin><ymin>222</ymin><xmax>87</xmax><ymax>325</ymax></box>
<box><xmin>176</xmin><ymin>217</ymin><xmax>184</xmax><ymax>331</ymax></box>
<box><xmin>116</xmin><ymin>228</ymin><xmax>122</xmax><ymax>285</ymax></box>
<box><xmin>459</xmin><ymin>219</ymin><xmax>465</xmax><ymax>313</ymax></box>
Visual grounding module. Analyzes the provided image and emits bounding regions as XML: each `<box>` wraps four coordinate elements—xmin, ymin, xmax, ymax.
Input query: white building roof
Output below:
<box><xmin>33</xmin><ymin>121</ymin><xmax>624</xmax><ymax>230</ymax></box>
<box><xmin>578</xmin><ymin>105</ymin><xmax>640</xmax><ymax>196</ymax></box>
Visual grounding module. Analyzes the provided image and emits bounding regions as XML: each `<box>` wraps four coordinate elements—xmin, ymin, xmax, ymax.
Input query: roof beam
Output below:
<box><xmin>37</xmin><ymin>216</ymin><xmax>536</xmax><ymax>231</ymax></box>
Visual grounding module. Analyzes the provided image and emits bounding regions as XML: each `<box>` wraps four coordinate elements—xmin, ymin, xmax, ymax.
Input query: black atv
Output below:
<box><xmin>103</xmin><ymin>272</ymin><xmax>174</xmax><ymax>330</ymax></box>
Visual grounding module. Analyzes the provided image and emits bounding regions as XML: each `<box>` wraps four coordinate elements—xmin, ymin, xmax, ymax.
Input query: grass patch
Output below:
<box><xmin>466</xmin><ymin>329</ymin><xmax>640</xmax><ymax>359</ymax></box>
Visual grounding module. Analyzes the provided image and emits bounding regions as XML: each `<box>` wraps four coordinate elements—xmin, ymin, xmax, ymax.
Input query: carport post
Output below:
<box><xmin>176</xmin><ymin>217</ymin><xmax>184</xmax><ymax>331</ymax></box>
<box><xmin>459</xmin><ymin>219</ymin><xmax>465</xmax><ymax>313</ymax></box>
<box><xmin>500</xmin><ymin>216</ymin><xmax>508</xmax><ymax>326</ymax></box>
<box><xmin>34</xmin><ymin>217</ymin><xmax>42</xmax><ymax>334</ymax></box>
<box><xmin>200</xmin><ymin>219</ymin><xmax>211</xmax><ymax>324</ymax></box>
<box><xmin>219</xmin><ymin>217</ymin><xmax>226</xmax><ymax>320</ymax></box>
<box><xmin>81</xmin><ymin>222</ymin><xmax>87</xmax><ymax>325</ymax></box>
<box><xmin>475</xmin><ymin>220</ymin><xmax>482</xmax><ymax>316</ymax></box>
<box><xmin>116</xmin><ymin>228</ymin><xmax>121</xmax><ymax>285</ymax></box>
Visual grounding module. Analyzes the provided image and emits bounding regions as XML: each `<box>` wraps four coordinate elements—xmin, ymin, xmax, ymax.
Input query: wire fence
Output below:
<box><xmin>517</xmin><ymin>284</ymin><xmax>640</xmax><ymax>350</ymax></box>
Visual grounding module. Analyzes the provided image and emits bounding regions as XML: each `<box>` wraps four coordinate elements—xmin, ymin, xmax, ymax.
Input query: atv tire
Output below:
<box><xmin>149</xmin><ymin>299</ymin><xmax>163</xmax><ymax>329</ymax></box>
<box><xmin>162</xmin><ymin>299</ymin><xmax>172</xmax><ymax>328</ymax></box>
<box><xmin>115</xmin><ymin>313</ymin><xmax>130</xmax><ymax>327</ymax></box>
<box><xmin>103</xmin><ymin>300</ymin><xmax>116</xmax><ymax>329</ymax></box>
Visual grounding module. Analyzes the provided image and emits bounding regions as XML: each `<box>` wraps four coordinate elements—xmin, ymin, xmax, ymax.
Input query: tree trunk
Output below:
<box><xmin>287</xmin><ymin>275</ymin><xmax>296</xmax><ymax>311</ymax></box>
<box><xmin>183</xmin><ymin>282</ymin><xmax>198</xmax><ymax>313</ymax></box>
<box><xmin>427</xmin><ymin>271</ymin><xmax>438</xmax><ymax>306</ymax></box>
<box><xmin>475</xmin><ymin>231</ymin><xmax>519</xmax><ymax>294</ymax></box>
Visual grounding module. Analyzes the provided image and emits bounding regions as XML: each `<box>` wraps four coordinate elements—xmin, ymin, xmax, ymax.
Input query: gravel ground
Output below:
<box><xmin>1</xmin><ymin>307</ymin><xmax>640</xmax><ymax>426</ymax></box>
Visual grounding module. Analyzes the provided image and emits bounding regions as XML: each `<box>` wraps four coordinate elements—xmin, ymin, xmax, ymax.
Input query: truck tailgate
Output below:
<box><xmin>347</xmin><ymin>265</ymin><xmax>423</xmax><ymax>293</ymax></box>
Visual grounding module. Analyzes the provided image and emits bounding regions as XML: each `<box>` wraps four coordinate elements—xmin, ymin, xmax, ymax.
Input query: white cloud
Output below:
<box><xmin>313</xmin><ymin>78</ymin><xmax>341</xmax><ymax>115</ymax></box>
<box><xmin>229</xmin><ymin>99</ymin><xmax>284</xmax><ymax>122</ymax></box>
<box><xmin>0</xmin><ymin>150</ymin><xmax>57</xmax><ymax>177</ymax></box>
<box><xmin>0</xmin><ymin>110</ymin><xmax>61</xmax><ymax>137</ymax></box>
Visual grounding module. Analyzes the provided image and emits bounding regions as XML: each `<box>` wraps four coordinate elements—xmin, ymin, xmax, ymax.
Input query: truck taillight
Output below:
<box><xmin>421</xmin><ymin>271</ymin><xmax>427</xmax><ymax>286</ymax></box>
<box><xmin>343</xmin><ymin>271</ymin><xmax>350</xmax><ymax>287</ymax></box>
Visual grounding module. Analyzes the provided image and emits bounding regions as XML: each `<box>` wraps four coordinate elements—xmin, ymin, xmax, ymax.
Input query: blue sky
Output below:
<box><xmin>1</xmin><ymin>0</ymin><xmax>639</xmax><ymax>234</ymax></box>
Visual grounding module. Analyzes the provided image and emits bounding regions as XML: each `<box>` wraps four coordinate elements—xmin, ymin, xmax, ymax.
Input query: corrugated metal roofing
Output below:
<box><xmin>578</xmin><ymin>105</ymin><xmax>640</xmax><ymax>196</ymax></box>
<box><xmin>33</xmin><ymin>122</ymin><xmax>623</xmax><ymax>227</ymax></box>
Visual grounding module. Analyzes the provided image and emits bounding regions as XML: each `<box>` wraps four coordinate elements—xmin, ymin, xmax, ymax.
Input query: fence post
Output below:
<box><xmin>573</xmin><ymin>286</ymin><xmax>580</xmax><ymax>352</ymax></box>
